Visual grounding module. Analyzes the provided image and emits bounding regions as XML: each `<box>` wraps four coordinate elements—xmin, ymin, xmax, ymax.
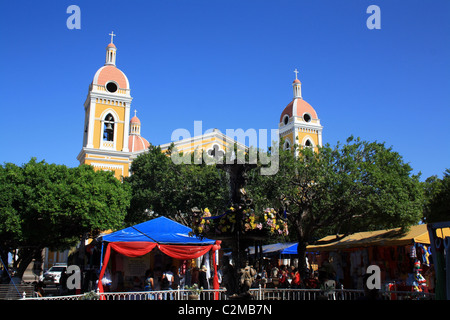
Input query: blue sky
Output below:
<box><xmin>0</xmin><ymin>0</ymin><xmax>449</xmax><ymax>180</ymax></box>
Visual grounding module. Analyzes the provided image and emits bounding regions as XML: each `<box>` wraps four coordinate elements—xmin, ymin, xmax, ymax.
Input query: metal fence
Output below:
<box><xmin>22</xmin><ymin>288</ymin><xmax>228</xmax><ymax>301</ymax></box>
<box><xmin>0</xmin><ymin>284</ymin><xmax>36</xmax><ymax>300</ymax></box>
<box><xmin>99</xmin><ymin>288</ymin><xmax>228</xmax><ymax>301</ymax></box>
<box><xmin>21</xmin><ymin>287</ymin><xmax>436</xmax><ymax>301</ymax></box>
<box><xmin>249</xmin><ymin>288</ymin><xmax>369</xmax><ymax>300</ymax></box>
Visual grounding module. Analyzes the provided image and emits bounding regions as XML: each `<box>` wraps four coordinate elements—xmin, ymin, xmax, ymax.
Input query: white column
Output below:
<box><xmin>122</xmin><ymin>103</ymin><xmax>130</xmax><ymax>152</ymax></box>
<box><xmin>86</xmin><ymin>98</ymin><xmax>96</xmax><ymax>148</ymax></box>
<box><xmin>293</xmin><ymin>83</ymin><xmax>302</xmax><ymax>99</ymax></box>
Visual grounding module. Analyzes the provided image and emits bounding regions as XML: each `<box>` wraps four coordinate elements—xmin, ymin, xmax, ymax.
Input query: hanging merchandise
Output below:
<box><xmin>412</xmin><ymin>261</ymin><xmax>426</xmax><ymax>292</ymax></box>
<box><xmin>417</xmin><ymin>244</ymin><xmax>430</xmax><ymax>266</ymax></box>
<box><xmin>409</xmin><ymin>244</ymin><xmax>417</xmax><ymax>259</ymax></box>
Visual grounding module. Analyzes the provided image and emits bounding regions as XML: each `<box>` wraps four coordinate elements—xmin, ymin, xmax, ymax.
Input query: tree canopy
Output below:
<box><xmin>422</xmin><ymin>168</ymin><xmax>450</xmax><ymax>223</ymax></box>
<box><xmin>247</xmin><ymin>137</ymin><xmax>424</xmax><ymax>276</ymax></box>
<box><xmin>124</xmin><ymin>144</ymin><xmax>229</xmax><ymax>225</ymax></box>
<box><xmin>0</xmin><ymin>158</ymin><xmax>131</xmax><ymax>278</ymax></box>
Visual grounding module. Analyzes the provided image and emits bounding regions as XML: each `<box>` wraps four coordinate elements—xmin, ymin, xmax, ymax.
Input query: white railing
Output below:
<box><xmin>22</xmin><ymin>288</ymin><xmax>228</xmax><ymax>301</ymax></box>
<box><xmin>101</xmin><ymin>141</ymin><xmax>114</xmax><ymax>149</ymax></box>
<box><xmin>249</xmin><ymin>288</ymin><xmax>322</xmax><ymax>300</ymax></box>
<box><xmin>92</xmin><ymin>84</ymin><xmax>130</xmax><ymax>95</ymax></box>
<box><xmin>0</xmin><ymin>284</ymin><xmax>36</xmax><ymax>300</ymax></box>
<box><xmin>22</xmin><ymin>287</ymin><xmax>435</xmax><ymax>301</ymax></box>
<box><xmin>248</xmin><ymin>288</ymin><xmax>367</xmax><ymax>300</ymax></box>
<box><xmin>99</xmin><ymin>289</ymin><xmax>228</xmax><ymax>301</ymax></box>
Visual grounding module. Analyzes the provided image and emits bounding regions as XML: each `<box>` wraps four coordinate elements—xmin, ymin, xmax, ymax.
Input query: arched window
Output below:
<box><xmin>284</xmin><ymin>141</ymin><xmax>291</xmax><ymax>150</ymax></box>
<box><xmin>283</xmin><ymin>138</ymin><xmax>292</xmax><ymax>151</ymax></box>
<box><xmin>103</xmin><ymin>113</ymin><xmax>115</xmax><ymax>142</ymax></box>
<box><xmin>305</xmin><ymin>139</ymin><xmax>312</xmax><ymax>148</ymax></box>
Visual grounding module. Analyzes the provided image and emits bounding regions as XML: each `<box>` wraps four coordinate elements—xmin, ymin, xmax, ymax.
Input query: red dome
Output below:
<box><xmin>93</xmin><ymin>65</ymin><xmax>129</xmax><ymax>89</ymax></box>
<box><xmin>130</xmin><ymin>116</ymin><xmax>140</xmax><ymax>124</ymax></box>
<box><xmin>107</xmin><ymin>42</ymin><xmax>116</xmax><ymax>48</ymax></box>
<box><xmin>128</xmin><ymin>134</ymin><xmax>150</xmax><ymax>153</ymax></box>
<box><xmin>280</xmin><ymin>99</ymin><xmax>318</xmax><ymax>123</ymax></box>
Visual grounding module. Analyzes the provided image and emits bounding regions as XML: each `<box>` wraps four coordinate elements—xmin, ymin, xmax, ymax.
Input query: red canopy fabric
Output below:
<box><xmin>158</xmin><ymin>244</ymin><xmax>214</xmax><ymax>260</ymax></box>
<box><xmin>98</xmin><ymin>240</ymin><xmax>222</xmax><ymax>299</ymax></box>
<box><xmin>111</xmin><ymin>241</ymin><xmax>158</xmax><ymax>257</ymax></box>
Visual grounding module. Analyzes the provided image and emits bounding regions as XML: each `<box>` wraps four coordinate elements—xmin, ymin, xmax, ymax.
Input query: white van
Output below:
<box><xmin>40</xmin><ymin>263</ymin><xmax>67</xmax><ymax>285</ymax></box>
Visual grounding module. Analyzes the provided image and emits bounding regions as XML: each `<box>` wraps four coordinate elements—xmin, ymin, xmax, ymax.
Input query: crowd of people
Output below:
<box><xmin>247</xmin><ymin>263</ymin><xmax>332</xmax><ymax>291</ymax></box>
<box><xmin>100</xmin><ymin>258</ymin><xmax>334</xmax><ymax>295</ymax></box>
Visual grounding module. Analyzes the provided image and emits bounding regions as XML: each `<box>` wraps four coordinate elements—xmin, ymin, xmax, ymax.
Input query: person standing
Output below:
<box><xmin>144</xmin><ymin>269</ymin><xmax>154</xmax><ymax>300</ymax></box>
<box><xmin>292</xmin><ymin>268</ymin><xmax>302</xmax><ymax>288</ymax></box>
<box><xmin>199</xmin><ymin>265</ymin><xmax>209</xmax><ymax>300</ymax></box>
<box><xmin>171</xmin><ymin>266</ymin><xmax>180</xmax><ymax>289</ymax></box>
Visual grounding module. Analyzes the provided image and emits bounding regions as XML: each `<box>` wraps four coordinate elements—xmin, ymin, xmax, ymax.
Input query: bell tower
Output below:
<box><xmin>77</xmin><ymin>32</ymin><xmax>133</xmax><ymax>179</ymax></box>
<box><xmin>279</xmin><ymin>69</ymin><xmax>323</xmax><ymax>152</ymax></box>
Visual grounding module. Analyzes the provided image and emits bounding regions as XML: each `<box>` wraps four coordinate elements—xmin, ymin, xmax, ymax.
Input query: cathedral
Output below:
<box><xmin>77</xmin><ymin>34</ymin><xmax>323</xmax><ymax>179</ymax></box>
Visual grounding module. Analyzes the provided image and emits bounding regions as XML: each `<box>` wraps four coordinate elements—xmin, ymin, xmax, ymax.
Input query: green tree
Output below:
<box><xmin>0</xmin><ymin>163</ymin><xmax>23</xmax><ymax>270</ymax></box>
<box><xmin>124</xmin><ymin>144</ymin><xmax>229</xmax><ymax>225</ymax></box>
<box><xmin>0</xmin><ymin>159</ymin><xmax>131</xmax><ymax>279</ymax></box>
<box><xmin>248</xmin><ymin>137</ymin><xmax>423</xmax><ymax>277</ymax></box>
<box><xmin>423</xmin><ymin>169</ymin><xmax>450</xmax><ymax>223</ymax></box>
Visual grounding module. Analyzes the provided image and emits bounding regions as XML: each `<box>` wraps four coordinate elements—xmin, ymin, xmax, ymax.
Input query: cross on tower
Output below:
<box><xmin>109</xmin><ymin>31</ymin><xmax>116</xmax><ymax>44</ymax></box>
<box><xmin>134</xmin><ymin>109</ymin><xmax>137</xmax><ymax>117</ymax></box>
<box><xmin>294</xmin><ymin>68</ymin><xmax>299</xmax><ymax>80</ymax></box>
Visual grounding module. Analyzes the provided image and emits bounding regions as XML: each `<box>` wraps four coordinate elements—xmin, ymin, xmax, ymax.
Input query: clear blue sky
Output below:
<box><xmin>0</xmin><ymin>0</ymin><xmax>449</xmax><ymax>180</ymax></box>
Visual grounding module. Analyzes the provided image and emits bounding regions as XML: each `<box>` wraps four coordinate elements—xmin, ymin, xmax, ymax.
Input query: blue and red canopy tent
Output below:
<box><xmin>97</xmin><ymin>216</ymin><xmax>221</xmax><ymax>298</ymax></box>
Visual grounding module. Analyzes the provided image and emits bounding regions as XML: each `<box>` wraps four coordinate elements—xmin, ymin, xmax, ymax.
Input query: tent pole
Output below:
<box><xmin>100</xmin><ymin>242</ymin><xmax>104</xmax><ymax>271</ymax></box>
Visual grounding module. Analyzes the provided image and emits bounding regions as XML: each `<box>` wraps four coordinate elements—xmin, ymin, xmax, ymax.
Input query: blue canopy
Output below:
<box><xmin>101</xmin><ymin>216</ymin><xmax>216</xmax><ymax>245</ymax></box>
<box><xmin>280</xmin><ymin>243</ymin><xmax>319</xmax><ymax>254</ymax></box>
<box><xmin>281</xmin><ymin>243</ymin><xmax>298</xmax><ymax>255</ymax></box>
<box><xmin>248</xmin><ymin>242</ymin><xmax>296</xmax><ymax>255</ymax></box>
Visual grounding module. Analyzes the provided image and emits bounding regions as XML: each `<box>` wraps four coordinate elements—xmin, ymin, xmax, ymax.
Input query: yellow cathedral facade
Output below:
<box><xmin>77</xmin><ymin>34</ymin><xmax>323</xmax><ymax>179</ymax></box>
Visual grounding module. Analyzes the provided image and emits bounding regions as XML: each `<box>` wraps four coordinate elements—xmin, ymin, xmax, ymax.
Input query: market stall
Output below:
<box><xmin>97</xmin><ymin>216</ymin><xmax>221</xmax><ymax>298</ymax></box>
<box><xmin>283</xmin><ymin>224</ymin><xmax>450</xmax><ymax>293</ymax></box>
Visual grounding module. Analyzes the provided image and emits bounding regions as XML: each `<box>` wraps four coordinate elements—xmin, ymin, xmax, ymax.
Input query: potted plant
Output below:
<box><xmin>78</xmin><ymin>290</ymin><xmax>99</xmax><ymax>300</ymax></box>
<box><xmin>185</xmin><ymin>284</ymin><xmax>202</xmax><ymax>300</ymax></box>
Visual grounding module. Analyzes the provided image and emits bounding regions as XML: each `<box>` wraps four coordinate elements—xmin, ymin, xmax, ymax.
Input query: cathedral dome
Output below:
<box><xmin>128</xmin><ymin>134</ymin><xmax>150</xmax><ymax>153</ymax></box>
<box><xmin>128</xmin><ymin>112</ymin><xmax>149</xmax><ymax>152</ymax></box>
<box><xmin>280</xmin><ymin>99</ymin><xmax>318</xmax><ymax>124</ymax></box>
<box><xmin>92</xmin><ymin>65</ymin><xmax>130</xmax><ymax>90</ymax></box>
<box><xmin>280</xmin><ymin>69</ymin><xmax>318</xmax><ymax>124</ymax></box>
<box><xmin>130</xmin><ymin>115</ymin><xmax>140</xmax><ymax>124</ymax></box>
<box><xmin>92</xmin><ymin>34</ymin><xmax>130</xmax><ymax>91</ymax></box>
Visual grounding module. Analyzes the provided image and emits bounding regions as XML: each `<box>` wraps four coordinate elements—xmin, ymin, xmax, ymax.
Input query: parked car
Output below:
<box><xmin>40</xmin><ymin>263</ymin><xmax>67</xmax><ymax>285</ymax></box>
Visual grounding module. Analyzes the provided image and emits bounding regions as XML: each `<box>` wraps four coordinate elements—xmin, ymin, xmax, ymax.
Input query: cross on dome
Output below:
<box><xmin>109</xmin><ymin>31</ymin><xmax>116</xmax><ymax>44</ymax></box>
<box><xmin>294</xmin><ymin>68</ymin><xmax>299</xmax><ymax>80</ymax></box>
<box><xmin>292</xmin><ymin>68</ymin><xmax>302</xmax><ymax>98</ymax></box>
<box><xmin>134</xmin><ymin>109</ymin><xmax>137</xmax><ymax>117</ymax></box>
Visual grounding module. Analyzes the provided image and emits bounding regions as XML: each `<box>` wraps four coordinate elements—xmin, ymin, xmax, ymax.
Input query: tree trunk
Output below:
<box><xmin>15</xmin><ymin>247</ymin><xmax>41</xmax><ymax>280</ymax></box>
<box><xmin>0</xmin><ymin>248</ymin><xmax>8</xmax><ymax>270</ymax></box>
<box><xmin>296</xmin><ymin>239</ymin><xmax>309</xmax><ymax>281</ymax></box>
